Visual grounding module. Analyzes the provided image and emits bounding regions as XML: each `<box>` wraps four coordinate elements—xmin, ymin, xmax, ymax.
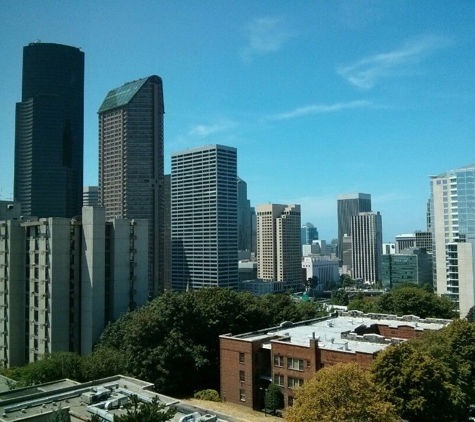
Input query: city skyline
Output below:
<box><xmin>1</xmin><ymin>1</ymin><xmax>475</xmax><ymax>241</ymax></box>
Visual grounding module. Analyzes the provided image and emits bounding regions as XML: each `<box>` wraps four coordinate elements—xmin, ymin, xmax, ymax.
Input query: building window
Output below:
<box><xmin>288</xmin><ymin>377</ymin><xmax>304</xmax><ymax>388</ymax></box>
<box><xmin>288</xmin><ymin>396</ymin><xmax>294</xmax><ymax>407</ymax></box>
<box><xmin>274</xmin><ymin>374</ymin><xmax>284</xmax><ymax>387</ymax></box>
<box><xmin>240</xmin><ymin>389</ymin><xmax>246</xmax><ymax>402</ymax></box>
<box><xmin>239</xmin><ymin>352</ymin><xmax>245</xmax><ymax>364</ymax></box>
<box><xmin>274</xmin><ymin>355</ymin><xmax>284</xmax><ymax>367</ymax></box>
<box><xmin>288</xmin><ymin>358</ymin><xmax>304</xmax><ymax>371</ymax></box>
<box><xmin>240</xmin><ymin>370</ymin><xmax>245</xmax><ymax>382</ymax></box>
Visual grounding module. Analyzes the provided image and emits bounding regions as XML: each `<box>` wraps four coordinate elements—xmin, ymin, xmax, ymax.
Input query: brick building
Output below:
<box><xmin>220</xmin><ymin>312</ymin><xmax>450</xmax><ymax>409</ymax></box>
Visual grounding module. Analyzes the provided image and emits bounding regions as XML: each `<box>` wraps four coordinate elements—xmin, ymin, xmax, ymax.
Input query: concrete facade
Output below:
<box><xmin>301</xmin><ymin>256</ymin><xmax>339</xmax><ymax>290</ymax></box>
<box><xmin>0</xmin><ymin>207</ymin><xmax>147</xmax><ymax>367</ymax></box>
<box><xmin>257</xmin><ymin>204</ymin><xmax>302</xmax><ymax>290</ymax></box>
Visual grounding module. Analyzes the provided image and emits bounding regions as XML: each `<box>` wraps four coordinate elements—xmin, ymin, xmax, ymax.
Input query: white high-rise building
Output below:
<box><xmin>430</xmin><ymin>163</ymin><xmax>475</xmax><ymax>316</ymax></box>
<box><xmin>171</xmin><ymin>145</ymin><xmax>238</xmax><ymax>290</ymax></box>
<box><xmin>257</xmin><ymin>204</ymin><xmax>302</xmax><ymax>290</ymax></box>
<box><xmin>351</xmin><ymin>212</ymin><xmax>383</xmax><ymax>283</ymax></box>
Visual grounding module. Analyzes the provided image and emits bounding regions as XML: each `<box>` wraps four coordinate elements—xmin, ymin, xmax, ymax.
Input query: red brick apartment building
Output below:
<box><xmin>220</xmin><ymin>311</ymin><xmax>451</xmax><ymax>409</ymax></box>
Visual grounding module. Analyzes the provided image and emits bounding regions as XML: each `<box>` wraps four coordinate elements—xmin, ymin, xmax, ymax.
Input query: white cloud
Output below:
<box><xmin>240</xmin><ymin>16</ymin><xmax>293</xmax><ymax>61</ymax></box>
<box><xmin>338</xmin><ymin>35</ymin><xmax>452</xmax><ymax>89</ymax></box>
<box><xmin>188</xmin><ymin>120</ymin><xmax>237</xmax><ymax>137</ymax></box>
<box><xmin>271</xmin><ymin>100</ymin><xmax>372</xmax><ymax>120</ymax></box>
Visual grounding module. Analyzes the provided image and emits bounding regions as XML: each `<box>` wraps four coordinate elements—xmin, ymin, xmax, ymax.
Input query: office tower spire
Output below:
<box><xmin>98</xmin><ymin>76</ymin><xmax>165</xmax><ymax>295</ymax></box>
<box><xmin>14</xmin><ymin>42</ymin><xmax>84</xmax><ymax>218</ymax></box>
<box><xmin>171</xmin><ymin>145</ymin><xmax>238</xmax><ymax>290</ymax></box>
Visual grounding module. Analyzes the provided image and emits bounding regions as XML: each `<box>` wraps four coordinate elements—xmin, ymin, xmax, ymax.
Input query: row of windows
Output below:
<box><xmin>274</xmin><ymin>355</ymin><xmax>304</xmax><ymax>371</ymax></box>
<box><xmin>274</xmin><ymin>374</ymin><xmax>304</xmax><ymax>388</ymax></box>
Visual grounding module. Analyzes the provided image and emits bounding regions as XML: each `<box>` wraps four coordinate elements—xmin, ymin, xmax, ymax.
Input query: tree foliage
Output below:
<box><xmin>194</xmin><ymin>389</ymin><xmax>221</xmax><ymax>402</ymax></box>
<box><xmin>466</xmin><ymin>305</ymin><xmax>475</xmax><ymax>322</ymax></box>
<box><xmin>330</xmin><ymin>289</ymin><xmax>349</xmax><ymax>306</ymax></box>
<box><xmin>1</xmin><ymin>352</ymin><xmax>82</xmax><ymax>388</ymax></box>
<box><xmin>348</xmin><ymin>285</ymin><xmax>457</xmax><ymax>319</ymax></box>
<box><xmin>372</xmin><ymin>341</ymin><xmax>463</xmax><ymax>422</ymax></box>
<box><xmin>95</xmin><ymin>288</ymin><xmax>326</xmax><ymax>395</ymax></box>
<box><xmin>265</xmin><ymin>383</ymin><xmax>283</xmax><ymax>412</ymax></box>
<box><xmin>114</xmin><ymin>395</ymin><xmax>176</xmax><ymax>422</ymax></box>
<box><xmin>285</xmin><ymin>363</ymin><xmax>399</xmax><ymax>422</ymax></box>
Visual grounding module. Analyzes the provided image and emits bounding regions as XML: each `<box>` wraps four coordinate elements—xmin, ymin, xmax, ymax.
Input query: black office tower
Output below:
<box><xmin>14</xmin><ymin>42</ymin><xmax>84</xmax><ymax>218</ymax></box>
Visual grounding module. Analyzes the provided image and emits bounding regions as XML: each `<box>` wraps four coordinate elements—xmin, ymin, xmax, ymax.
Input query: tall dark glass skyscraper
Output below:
<box><xmin>337</xmin><ymin>193</ymin><xmax>372</xmax><ymax>260</ymax></box>
<box><xmin>14</xmin><ymin>42</ymin><xmax>84</xmax><ymax>218</ymax></box>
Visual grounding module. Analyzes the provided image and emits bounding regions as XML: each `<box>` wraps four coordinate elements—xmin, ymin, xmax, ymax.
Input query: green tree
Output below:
<box><xmin>377</xmin><ymin>285</ymin><xmax>456</xmax><ymax>318</ymax></box>
<box><xmin>466</xmin><ymin>305</ymin><xmax>475</xmax><ymax>322</ymax></box>
<box><xmin>285</xmin><ymin>363</ymin><xmax>399</xmax><ymax>422</ymax></box>
<box><xmin>265</xmin><ymin>383</ymin><xmax>283</xmax><ymax>412</ymax></box>
<box><xmin>330</xmin><ymin>289</ymin><xmax>349</xmax><ymax>306</ymax></box>
<box><xmin>372</xmin><ymin>342</ymin><xmax>461</xmax><ymax>422</ymax></box>
<box><xmin>114</xmin><ymin>395</ymin><xmax>176</xmax><ymax>422</ymax></box>
<box><xmin>340</xmin><ymin>274</ymin><xmax>355</xmax><ymax>288</ymax></box>
<box><xmin>412</xmin><ymin>318</ymin><xmax>475</xmax><ymax>412</ymax></box>
<box><xmin>1</xmin><ymin>352</ymin><xmax>82</xmax><ymax>387</ymax></box>
<box><xmin>347</xmin><ymin>294</ymin><xmax>379</xmax><ymax>313</ymax></box>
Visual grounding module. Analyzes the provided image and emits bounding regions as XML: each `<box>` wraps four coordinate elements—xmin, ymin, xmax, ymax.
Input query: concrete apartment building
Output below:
<box><xmin>14</xmin><ymin>42</ymin><xmax>84</xmax><ymax>219</ymax></box>
<box><xmin>431</xmin><ymin>163</ymin><xmax>475</xmax><ymax>316</ymax></box>
<box><xmin>0</xmin><ymin>206</ymin><xmax>147</xmax><ymax>367</ymax></box>
<box><xmin>171</xmin><ymin>145</ymin><xmax>238</xmax><ymax>291</ymax></box>
<box><xmin>257</xmin><ymin>204</ymin><xmax>302</xmax><ymax>291</ymax></box>
<box><xmin>220</xmin><ymin>312</ymin><xmax>450</xmax><ymax>410</ymax></box>
<box><xmin>351</xmin><ymin>212</ymin><xmax>383</xmax><ymax>283</ymax></box>
<box><xmin>98</xmin><ymin>75</ymin><xmax>165</xmax><ymax>296</ymax></box>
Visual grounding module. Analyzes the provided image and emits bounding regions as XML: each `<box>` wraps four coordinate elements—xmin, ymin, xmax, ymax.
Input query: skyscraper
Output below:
<box><xmin>337</xmin><ymin>193</ymin><xmax>372</xmax><ymax>261</ymax></box>
<box><xmin>351</xmin><ymin>212</ymin><xmax>383</xmax><ymax>283</ymax></box>
<box><xmin>301</xmin><ymin>222</ymin><xmax>319</xmax><ymax>245</ymax></box>
<box><xmin>171</xmin><ymin>145</ymin><xmax>238</xmax><ymax>290</ymax></box>
<box><xmin>98</xmin><ymin>76</ymin><xmax>165</xmax><ymax>295</ymax></box>
<box><xmin>237</xmin><ymin>177</ymin><xmax>252</xmax><ymax>251</ymax></box>
<box><xmin>14</xmin><ymin>42</ymin><xmax>84</xmax><ymax>218</ymax></box>
<box><xmin>257</xmin><ymin>204</ymin><xmax>302</xmax><ymax>290</ymax></box>
<box><xmin>430</xmin><ymin>163</ymin><xmax>475</xmax><ymax>316</ymax></box>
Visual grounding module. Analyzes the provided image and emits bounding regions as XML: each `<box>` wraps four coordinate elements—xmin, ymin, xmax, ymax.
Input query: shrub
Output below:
<box><xmin>194</xmin><ymin>389</ymin><xmax>221</xmax><ymax>402</ymax></box>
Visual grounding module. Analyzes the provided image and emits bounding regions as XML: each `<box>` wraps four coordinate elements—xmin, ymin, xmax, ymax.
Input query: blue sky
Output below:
<box><xmin>1</xmin><ymin>1</ymin><xmax>474</xmax><ymax>242</ymax></box>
